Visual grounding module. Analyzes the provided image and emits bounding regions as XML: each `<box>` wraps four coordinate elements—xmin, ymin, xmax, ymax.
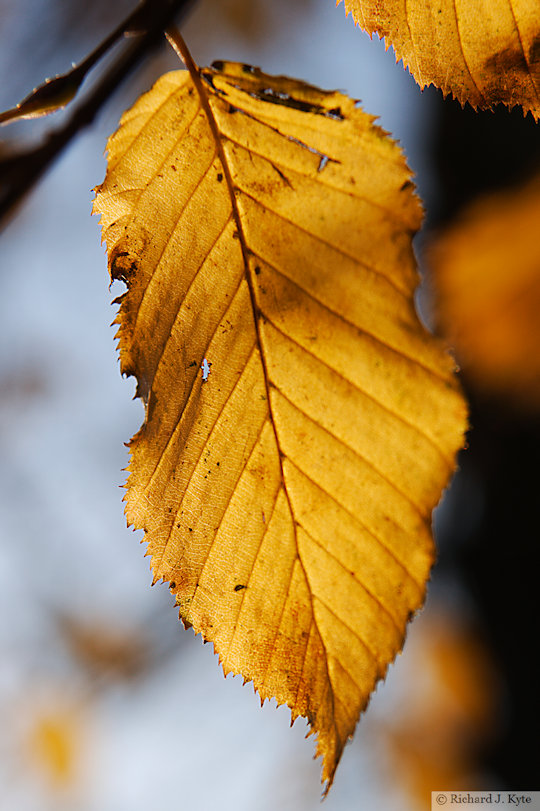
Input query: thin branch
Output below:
<box><xmin>0</xmin><ymin>5</ymin><xmax>142</xmax><ymax>125</ymax></box>
<box><xmin>0</xmin><ymin>0</ymin><xmax>195</xmax><ymax>228</ymax></box>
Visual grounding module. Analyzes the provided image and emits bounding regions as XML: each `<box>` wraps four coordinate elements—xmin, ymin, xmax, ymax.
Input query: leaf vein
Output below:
<box><xmin>148</xmin><ymin>211</ymin><xmax>233</xmax><ymax>396</ymax></box>
<box><xmin>259</xmin><ymin>558</ymin><xmax>301</xmax><ymax>692</ymax></box>
<box><xmin>109</xmin><ymin>84</ymin><xmax>199</xmax><ymax>177</ymax></box>
<box><xmin>238</xmin><ymin>188</ymin><xmax>410</xmax><ymax>298</ymax></box>
<box><xmin>283</xmin><ymin>456</ymin><xmax>424</xmax><ymax>593</ymax></box>
<box><xmin>131</xmin><ymin>146</ymin><xmax>219</xmax><ymax>338</ymax></box>
<box><xmin>314</xmin><ymin>595</ymin><xmax>379</xmax><ymax>669</ymax></box>
<box><xmin>190</xmin><ymin>54</ymin><xmax>342</xmax><ymax>728</ymax></box>
<box><xmin>220</xmin><ymin>130</ymin><xmax>411</xmax><ymax>227</ymax></box>
<box><xmin>138</xmin><ymin>269</ymin><xmax>248</xmax><ymax>492</ymax></box>
<box><xmin>452</xmin><ymin>1</ymin><xmax>486</xmax><ymax>104</ymax></box>
<box><xmin>274</xmin><ymin>385</ymin><xmax>427</xmax><ymax>519</ymax></box>
<box><xmin>292</xmin><ymin>610</ymin><xmax>314</xmax><ymax>711</ymax></box>
<box><xmin>224</xmin><ymin>483</ymin><xmax>284</xmax><ymax>657</ymax></box>
<box><xmin>253</xmin><ymin>248</ymin><xmax>451</xmax><ymax>385</ymax></box>
<box><xmin>190</xmin><ymin>416</ymin><xmax>274</xmax><ymax>604</ymax></box>
<box><xmin>151</xmin><ymin>343</ymin><xmax>259</xmax><ymax>577</ymax></box>
<box><xmin>507</xmin><ymin>0</ymin><xmax>540</xmax><ymax>105</ymax></box>
<box><xmin>330</xmin><ymin>656</ymin><xmax>367</xmax><ymax>704</ymax></box>
<box><xmin>262</xmin><ymin>313</ymin><xmax>453</xmax><ymax>470</ymax></box>
<box><xmin>296</xmin><ymin>522</ymin><xmax>403</xmax><ymax>638</ymax></box>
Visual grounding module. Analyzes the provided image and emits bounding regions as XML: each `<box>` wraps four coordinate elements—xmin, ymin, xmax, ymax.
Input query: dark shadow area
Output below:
<box><xmin>428</xmin><ymin>91</ymin><xmax>540</xmax><ymax>786</ymax></box>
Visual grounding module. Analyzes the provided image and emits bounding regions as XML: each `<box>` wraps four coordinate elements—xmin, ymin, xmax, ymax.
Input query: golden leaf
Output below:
<box><xmin>429</xmin><ymin>176</ymin><xmax>540</xmax><ymax>410</ymax></box>
<box><xmin>93</xmin><ymin>55</ymin><xmax>466</xmax><ymax>787</ymax></box>
<box><xmin>340</xmin><ymin>0</ymin><xmax>540</xmax><ymax>119</ymax></box>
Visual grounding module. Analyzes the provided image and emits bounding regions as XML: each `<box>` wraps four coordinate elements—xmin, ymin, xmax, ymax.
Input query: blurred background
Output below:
<box><xmin>1</xmin><ymin>1</ymin><xmax>539</xmax><ymax>809</ymax></box>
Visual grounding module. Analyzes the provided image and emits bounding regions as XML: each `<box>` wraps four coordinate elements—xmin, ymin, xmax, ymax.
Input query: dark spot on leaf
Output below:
<box><xmin>111</xmin><ymin>249</ymin><xmax>128</xmax><ymax>265</ymax></box>
<box><xmin>171</xmin><ymin>164</ymin><xmax>177</xmax><ymax>171</ymax></box>
<box><xmin>217</xmin><ymin>172</ymin><xmax>223</xmax><ymax>182</ymax></box>
<box><xmin>485</xmin><ymin>46</ymin><xmax>528</xmax><ymax>76</ymax></box>
<box><xmin>211</xmin><ymin>60</ymin><xmax>225</xmax><ymax>72</ymax></box>
<box><xmin>529</xmin><ymin>33</ymin><xmax>540</xmax><ymax>64</ymax></box>
<box><xmin>234</xmin><ymin>584</ymin><xmax>247</xmax><ymax>592</ymax></box>
<box><xmin>228</xmin><ymin>103</ymin><xmax>239</xmax><ymax>114</ymax></box>
<box><xmin>188</xmin><ymin>361</ymin><xmax>197</xmax><ymax>368</ymax></box>
<box><xmin>480</xmin><ymin>43</ymin><xmax>538</xmax><ymax>106</ymax></box>
<box><xmin>233</xmin><ymin>230</ymin><xmax>240</xmax><ymax>239</ymax></box>
<box><xmin>400</xmin><ymin>180</ymin><xmax>414</xmax><ymax>192</ymax></box>
<box><xmin>254</xmin><ymin>265</ymin><xmax>261</xmax><ymax>275</ymax></box>
<box><xmin>170</xmin><ymin>581</ymin><xmax>176</xmax><ymax>589</ymax></box>
<box><xmin>242</xmin><ymin>63</ymin><xmax>256</xmax><ymax>74</ymax></box>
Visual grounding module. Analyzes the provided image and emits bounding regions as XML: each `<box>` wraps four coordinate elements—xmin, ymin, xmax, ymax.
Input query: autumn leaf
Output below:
<box><xmin>93</xmin><ymin>48</ymin><xmax>466</xmax><ymax>787</ymax></box>
<box><xmin>428</xmin><ymin>176</ymin><xmax>540</xmax><ymax>410</ymax></box>
<box><xmin>340</xmin><ymin>0</ymin><xmax>540</xmax><ymax>119</ymax></box>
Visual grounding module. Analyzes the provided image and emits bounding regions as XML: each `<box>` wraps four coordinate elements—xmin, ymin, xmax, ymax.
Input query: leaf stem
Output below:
<box><xmin>164</xmin><ymin>25</ymin><xmax>198</xmax><ymax>72</ymax></box>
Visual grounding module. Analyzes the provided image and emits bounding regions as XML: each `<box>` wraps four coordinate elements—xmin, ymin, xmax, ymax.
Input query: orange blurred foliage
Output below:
<box><xmin>28</xmin><ymin>707</ymin><xmax>81</xmax><ymax>788</ymax></box>
<box><xmin>59</xmin><ymin>614</ymin><xmax>149</xmax><ymax>682</ymax></box>
<box><xmin>383</xmin><ymin>613</ymin><xmax>499</xmax><ymax>802</ymax></box>
<box><xmin>429</xmin><ymin>177</ymin><xmax>540</xmax><ymax>410</ymax></box>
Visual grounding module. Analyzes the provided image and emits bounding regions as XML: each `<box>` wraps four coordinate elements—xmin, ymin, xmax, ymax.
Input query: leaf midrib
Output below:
<box><xmin>177</xmin><ymin>40</ymin><xmax>339</xmax><ymax>741</ymax></box>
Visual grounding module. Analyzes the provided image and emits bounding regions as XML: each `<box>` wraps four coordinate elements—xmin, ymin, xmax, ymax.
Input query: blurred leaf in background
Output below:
<box><xmin>382</xmin><ymin>609</ymin><xmax>500</xmax><ymax>803</ymax></box>
<box><xmin>28</xmin><ymin>705</ymin><xmax>82</xmax><ymax>788</ymax></box>
<box><xmin>428</xmin><ymin>175</ymin><xmax>540</xmax><ymax>411</ymax></box>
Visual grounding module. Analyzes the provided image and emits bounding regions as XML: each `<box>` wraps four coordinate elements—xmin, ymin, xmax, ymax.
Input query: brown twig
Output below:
<box><xmin>0</xmin><ymin>0</ymin><xmax>195</xmax><ymax>229</ymax></box>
